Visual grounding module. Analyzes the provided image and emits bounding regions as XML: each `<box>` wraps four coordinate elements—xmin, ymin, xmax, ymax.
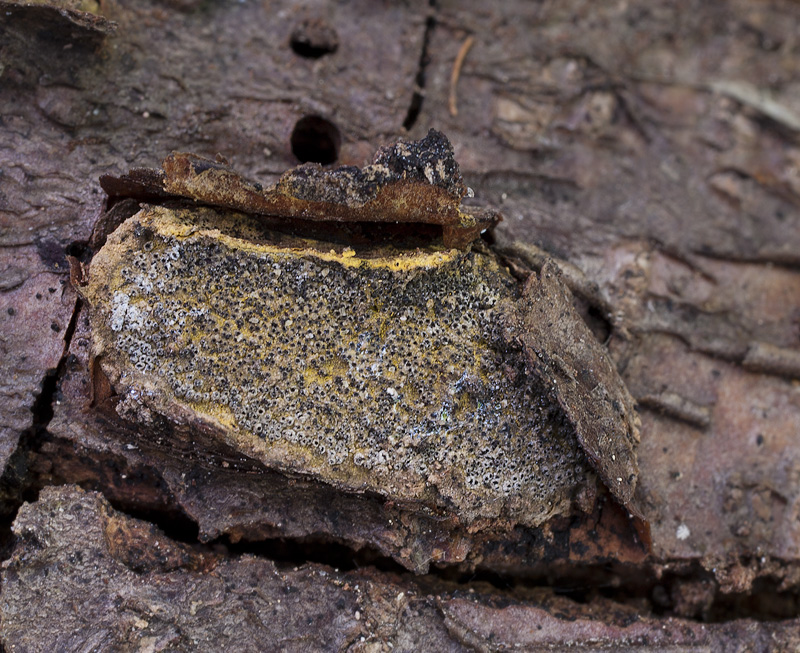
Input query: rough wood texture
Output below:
<box><xmin>1</xmin><ymin>0</ymin><xmax>799</xmax><ymax>647</ymax></box>
<box><xmin>501</xmin><ymin>261</ymin><xmax>641</xmax><ymax>513</ymax></box>
<box><xmin>4</xmin><ymin>486</ymin><xmax>796</xmax><ymax>651</ymax></box>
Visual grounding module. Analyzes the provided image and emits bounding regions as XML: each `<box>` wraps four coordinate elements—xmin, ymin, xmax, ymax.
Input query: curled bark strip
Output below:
<box><xmin>638</xmin><ymin>391</ymin><xmax>712</xmax><ymax>429</ymax></box>
<box><xmin>742</xmin><ymin>341</ymin><xmax>800</xmax><ymax>380</ymax></box>
<box><xmin>100</xmin><ymin>130</ymin><xmax>499</xmax><ymax>249</ymax></box>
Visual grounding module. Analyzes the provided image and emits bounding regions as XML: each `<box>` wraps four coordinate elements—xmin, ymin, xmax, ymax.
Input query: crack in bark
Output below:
<box><xmin>5</xmin><ymin>424</ymin><xmax>798</xmax><ymax>624</ymax></box>
<box><xmin>0</xmin><ymin>290</ymin><xmax>82</xmax><ymax>552</ymax></box>
<box><xmin>402</xmin><ymin>0</ymin><xmax>437</xmax><ymax>131</ymax></box>
<box><xmin>90</xmin><ymin>500</ymin><xmax>800</xmax><ymax>623</ymax></box>
<box><xmin>0</xmin><ymin>293</ymin><xmax>81</xmax><ymax>464</ymax></box>
<box><xmin>30</xmin><ymin>299</ymin><xmax>81</xmax><ymax>431</ymax></box>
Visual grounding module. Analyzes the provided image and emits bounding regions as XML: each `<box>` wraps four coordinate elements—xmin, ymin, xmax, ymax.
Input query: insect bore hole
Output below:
<box><xmin>289</xmin><ymin>18</ymin><xmax>339</xmax><ymax>59</ymax></box>
<box><xmin>290</xmin><ymin>115</ymin><xmax>341</xmax><ymax>165</ymax></box>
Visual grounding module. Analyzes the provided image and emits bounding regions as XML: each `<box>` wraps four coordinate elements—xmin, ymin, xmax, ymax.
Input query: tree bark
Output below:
<box><xmin>1</xmin><ymin>0</ymin><xmax>799</xmax><ymax>649</ymax></box>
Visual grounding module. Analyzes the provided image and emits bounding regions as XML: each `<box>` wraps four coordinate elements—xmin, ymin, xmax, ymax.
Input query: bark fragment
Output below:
<box><xmin>1</xmin><ymin>0</ymin><xmax>117</xmax><ymax>36</ymax></box>
<box><xmin>100</xmin><ymin>130</ymin><xmax>499</xmax><ymax>249</ymax></box>
<box><xmin>3</xmin><ymin>486</ymin><xmax>796</xmax><ymax>653</ymax></box>
<box><xmin>501</xmin><ymin>261</ymin><xmax>641</xmax><ymax>515</ymax></box>
<box><xmin>0</xmin><ymin>248</ymin><xmax>75</xmax><ymax>474</ymax></box>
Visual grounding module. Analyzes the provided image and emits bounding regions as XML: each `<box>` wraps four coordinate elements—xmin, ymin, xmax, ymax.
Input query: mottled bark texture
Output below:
<box><xmin>1</xmin><ymin>0</ymin><xmax>799</xmax><ymax>649</ymax></box>
<box><xmin>4</xmin><ymin>487</ymin><xmax>797</xmax><ymax>652</ymax></box>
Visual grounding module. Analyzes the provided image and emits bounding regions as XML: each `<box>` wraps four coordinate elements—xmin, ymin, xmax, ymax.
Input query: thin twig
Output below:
<box><xmin>449</xmin><ymin>35</ymin><xmax>475</xmax><ymax>117</ymax></box>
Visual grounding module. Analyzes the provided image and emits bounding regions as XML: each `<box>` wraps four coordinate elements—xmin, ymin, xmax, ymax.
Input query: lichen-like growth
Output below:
<box><xmin>85</xmin><ymin>206</ymin><xmax>589</xmax><ymax>526</ymax></box>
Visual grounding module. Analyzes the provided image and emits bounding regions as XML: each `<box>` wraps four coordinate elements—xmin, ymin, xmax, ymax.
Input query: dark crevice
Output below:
<box><xmin>40</xmin><ymin>297</ymin><xmax>82</xmax><ymax>426</ymax></box>
<box><xmin>0</xmin><ymin>426</ymin><xmax>201</xmax><ymax>543</ymax></box>
<box><xmin>3</xmin><ymin>427</ymin><xmax>798</xmax><ymax>623</ymax></box>
<box><xmin>707</xmin><ymin>577</ymin><xmax>800</xmax><ymax>622</ymax></box>
<box><xmin>106</xmin><ymin>499</ymin><xmax>200</xmax><ymax>544</ymax></box>
<box><xmin>216</xmin><ymin>535</ymin><xmax>408</xmax><ymax>576</ymax></box>
<box><xmin>422</xmin><ymin>559</ymin><xmax>797</xmax><ymax>623</ymax></box>
<box><xmin>65</xmin><ymin>240</ymin><xmax>93</xmax><ymax>263</ymax></box>
<box><xmin>479</xmin><ymin>228</ymin><xmax>497</xmax><ymax>247</ymax></box>
<box><xmin>29</xmin><ymin>369</ymin><xmax>59</xmax><ymax>435</ymax></box>
<box><xmin>140</xmin><ymin>518</ymin><xmax>797</xmax><ymax>623</ymax></box>
<box><xmin>0</xmin><ymin>295</ymin><xmax>83</xmax><ymax>556</ymax></box>
<box><xmin>402</xmin><ymin>0</ymin><xmax>437</xmax><ymax>131</ymax></box>
<box><xmin>8</xmin><ymin>294</ymin><xmax>82</xmax><ymax>467</ymax></box>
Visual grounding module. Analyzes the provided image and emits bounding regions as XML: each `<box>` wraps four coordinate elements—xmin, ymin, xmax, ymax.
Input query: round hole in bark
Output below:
<box><xmin>290</xmin><ymin>18</ymin><xmax>339</xmax><ymax>59</ymax></box>
<box><xmin>290</xmin><ymin>116</ymin><xmax>341</xmax><ymax>165</ymax></box>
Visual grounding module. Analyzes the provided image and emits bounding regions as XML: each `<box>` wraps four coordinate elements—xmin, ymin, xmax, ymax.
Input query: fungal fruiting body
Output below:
<box><xmin>86</xmin><ymin>130</ymin><xmax>641</xmax><ymax>531</ymax></box>
<box><xmin>84</xmin><ymin>206</ymin><xmax>592</xmax><ymax>526</ymax></box>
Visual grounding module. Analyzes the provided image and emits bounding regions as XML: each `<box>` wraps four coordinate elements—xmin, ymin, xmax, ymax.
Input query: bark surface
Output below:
<box><xmin>1</xmin><ymin>0</ymin><xmax>799</xmax><ymax>648</ymax></box>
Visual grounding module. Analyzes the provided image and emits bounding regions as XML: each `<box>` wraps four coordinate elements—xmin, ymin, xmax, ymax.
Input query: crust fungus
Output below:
<box><xmin>82</xmin><ymin>130</ymin><xmax>641</xmax><ymax>533</ymax></box>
